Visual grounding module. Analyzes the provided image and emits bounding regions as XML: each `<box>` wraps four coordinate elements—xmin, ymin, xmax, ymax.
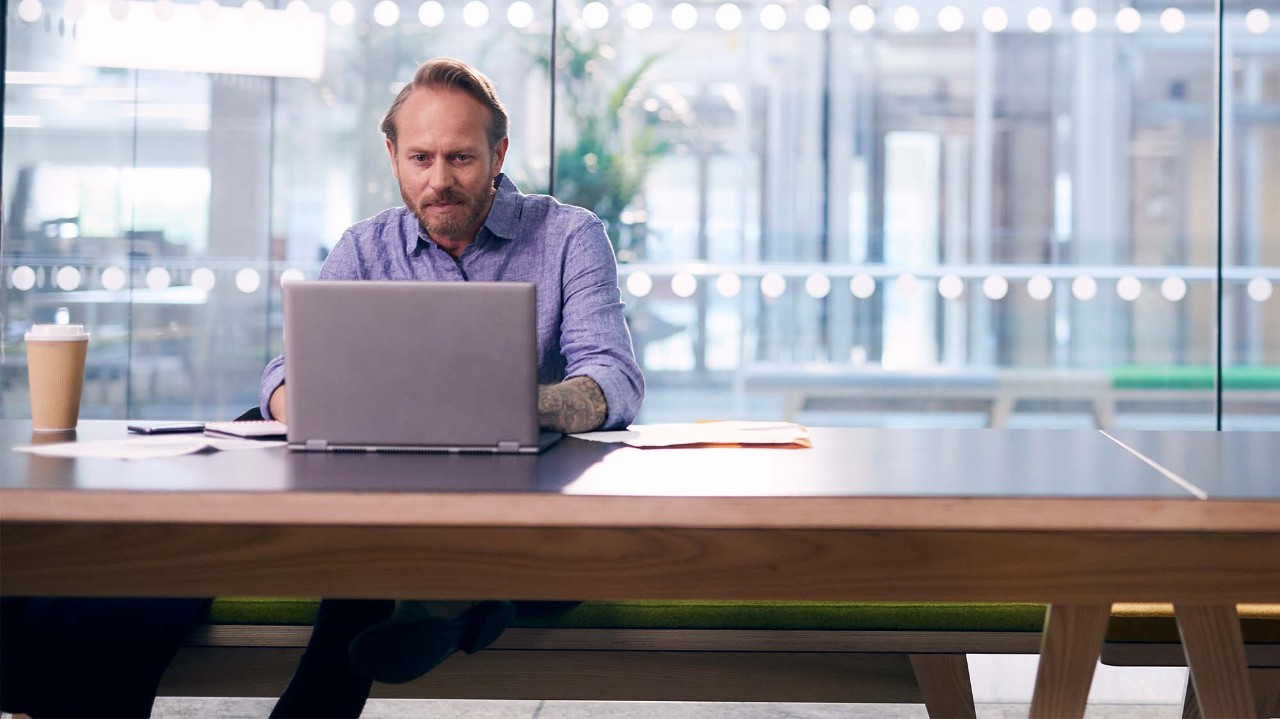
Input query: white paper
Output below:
<box><xmin>14</xmin><ymin>434</ymin><xmax>286</xmax><ymax>459</ymax></box>
<box><xmin>571</xmin><ymin>421</ymin><xmax>809</xmax><ymax>447</ymax></box>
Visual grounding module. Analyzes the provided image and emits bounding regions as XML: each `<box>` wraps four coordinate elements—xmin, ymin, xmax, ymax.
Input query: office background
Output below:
<box><xmin>2</xmin><ymin>0</ymin><xmax>1278</xmax><ymax>427</ymax></box>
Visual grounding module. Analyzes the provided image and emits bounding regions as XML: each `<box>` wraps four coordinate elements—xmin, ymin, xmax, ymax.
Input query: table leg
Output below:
<box><xmin>1174</xmin><ymin>604</ymin><xmax>1255</xmax><ymax>718</ymax></box>
<box><xmin>1029</xmin><ymin>603</ymin><xmax>1111</xmax><ymax>719</ymax></box>
<box><xmin>909</xmin><ymin>654</ymin><xmax>976</xmax><ymax>719</ymax></box>
<box><xmin>1250</xmin><ymin>668</ymin><xmax>1280</xmax><ymax>719</ymax></box>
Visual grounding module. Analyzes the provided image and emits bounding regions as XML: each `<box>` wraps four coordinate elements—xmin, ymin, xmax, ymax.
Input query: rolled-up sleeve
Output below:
<box><xmin>258</xmin><ymin>233</ymin><xmax>363</xmax><ymax>419</ymax></box>
<box><xmin>559</xmin><ymin>217</ymin><xmax>645</xmax><ymax>430</ymax></box>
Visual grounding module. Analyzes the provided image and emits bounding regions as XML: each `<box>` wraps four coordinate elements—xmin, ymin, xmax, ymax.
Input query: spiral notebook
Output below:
<box><xmin>203</xmin><ymin>420</ymin><xmax>288</xmax><ymax>440</ymax></box>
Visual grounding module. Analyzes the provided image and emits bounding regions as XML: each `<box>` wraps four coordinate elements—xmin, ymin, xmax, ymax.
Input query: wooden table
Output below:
<box><xmin>2</xmin><ymin>420</ymin><xmax>1277</xmax><ymax>718</ymax></box>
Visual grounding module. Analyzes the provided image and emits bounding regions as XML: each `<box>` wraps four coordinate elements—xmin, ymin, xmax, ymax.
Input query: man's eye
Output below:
<box><xmin>452</xmin><ymin>154</ymin><xmax>472</xmax><ymax>163</ymax></box>
<box><xmin>412</xmin><ymin>154</ymin><xmax>427</xmax><ymax>162</ymax></box>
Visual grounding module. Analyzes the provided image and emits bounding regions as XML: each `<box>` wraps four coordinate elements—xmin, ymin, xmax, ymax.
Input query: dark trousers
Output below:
<box><xmin>0</xmin><ymin>596</ymin><xmax>209</xmax><ymax>719</ymax></box>
<box><xmin>270</xmin><ymin>599</ymin><xmax>396</xmax><ymax>719</ymax></box>
<box><xmin>269</xmin><ymin>599</ymin><xmax>580</xmax><ymax>718</ymax></box>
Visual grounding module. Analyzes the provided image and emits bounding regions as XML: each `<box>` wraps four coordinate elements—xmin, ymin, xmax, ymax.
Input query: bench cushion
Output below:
<box><xmin>1106</xmin><ymin>603</ymin><xmax>1280</xmax><ymax>643</ymax></box>
<box><xmin>207</xmin><ymin>598</ymin><xmax>1048</xmax><ymax>632</ymax></box>
<box><xmin>1111</xmin><ymin>366</ymin><xmax>1280</xmax><ymax>390</ymax></box>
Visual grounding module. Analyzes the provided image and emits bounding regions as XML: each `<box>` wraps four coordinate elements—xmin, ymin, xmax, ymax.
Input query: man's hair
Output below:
<box><xmin>380</xmin><ymin>57</ymin><xmax>509</xmax><ymax>150</ymax></box>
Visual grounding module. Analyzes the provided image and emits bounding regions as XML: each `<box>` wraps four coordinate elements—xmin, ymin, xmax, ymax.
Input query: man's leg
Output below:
<box><xmin>4</xmin><ymin>597</ymin><xmax>209</xmax><ymax>719</ymax></box>
<box><xmin>270</xmin><ymin>598</ymin><xmax>395</xmax><ymax>719</ymax></box>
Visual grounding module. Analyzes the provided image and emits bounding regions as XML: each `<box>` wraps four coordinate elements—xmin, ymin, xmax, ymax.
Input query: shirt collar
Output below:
<box><xmin>408</xmin><ymin>173</ymin><xmax>523</xmax><ymax>255</ymax></box>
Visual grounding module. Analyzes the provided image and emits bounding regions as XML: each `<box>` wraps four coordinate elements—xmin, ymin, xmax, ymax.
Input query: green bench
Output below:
<box><xmin>160</xmin><ymin>599</ymin><xmax>1280</xmax><ymax>717</ymax></box>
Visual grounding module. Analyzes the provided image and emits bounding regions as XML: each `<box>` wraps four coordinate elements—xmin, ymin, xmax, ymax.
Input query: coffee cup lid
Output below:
<box><xmin>25</xmin><ymin>324</ymin><xmax>90</xmax><ymax>342</ymax></box>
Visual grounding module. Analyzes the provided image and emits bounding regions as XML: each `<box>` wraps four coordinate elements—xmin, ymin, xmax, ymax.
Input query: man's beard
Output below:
<box><xmin>405</xmin><ymin>183</ymin><xmax>495</xmax><ymax>240</ymax></box>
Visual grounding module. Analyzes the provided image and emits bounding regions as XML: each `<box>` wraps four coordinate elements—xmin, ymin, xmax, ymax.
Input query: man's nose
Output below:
<box><xmin>426</xmin><ymin>161</ymin><xmax>454</xmax><ymax>193</ymax></box>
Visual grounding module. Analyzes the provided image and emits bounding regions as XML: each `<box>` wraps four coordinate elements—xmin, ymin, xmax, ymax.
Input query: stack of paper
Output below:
<box><xmin>572</xmin><ymin>421</ymin><xmax>810</xmax><ymax>448</ymax></box>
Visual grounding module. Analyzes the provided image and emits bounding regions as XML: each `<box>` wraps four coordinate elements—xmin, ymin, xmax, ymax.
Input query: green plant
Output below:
<box><xmin>531</xmin><ymin>30</ymin><xmax>670</xmax><ymax>259</ymax></box>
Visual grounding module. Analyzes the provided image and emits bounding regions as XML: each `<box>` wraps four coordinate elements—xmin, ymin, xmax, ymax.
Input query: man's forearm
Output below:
<box><xmin>538</xmin><ymin>376</ymin><xmax>607</xmax><ymax>433</ymax></box>
<box><xmin>269</xmin><ymin>384</ymin><xmax>288</xmax><ymax>423</ymax></box>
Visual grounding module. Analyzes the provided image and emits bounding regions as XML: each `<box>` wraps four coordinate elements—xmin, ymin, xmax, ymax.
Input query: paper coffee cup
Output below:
<box><xmin>25</xmin><ymin>324</ymin><xmax>90</xmax><ymax>432</ymax></box>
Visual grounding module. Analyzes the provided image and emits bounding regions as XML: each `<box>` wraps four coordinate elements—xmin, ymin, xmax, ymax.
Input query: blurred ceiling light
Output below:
<box><xmin>1247</xmin><ymin>277</ymin><xmax>1273</xmax><ymax>302</ymax></box>
<box><xmin>627</xmin><ymin>2</ymin><xmax>653</xmax><ymax>28</ymax></box>
<box><xmin>243</xmin><ymin>0</ymin><xmax>266</xmax><ymax>21</ymax></box>
<box><xmin>805</xmin><ymin>273</ymin><xmax>831</xmax><ymax>299</ymax></box>
<box><xmin>286</xmin><ymin>0</ymin><xmax>310</xmax><ymax>19</ymax></box>
<box><xmin>982</xmin><ymin>6</ymin><xmax>1007</xmax><ymax>32</ymax></box>
<box><xmin>11</xmin><ymin>266</ymin><xmax>37</xmax><ymax>291</ymax></box>
<box><xmin>760</xmin><ymin>3</ymin><xmax>786</xmax><ymax>30</ymax></box>
<box><xmin>1244</xmin><ymin>8</ymin><xmax>1270</xmax><ymax>34</ymax></box>
<box><xmin>507</xmin><ymin>0</ymin><xmax>532</xmax><ymax>27</ymax></box>
<box><xmin>671</xmin><ymin>2</ymin><xmax>697</xmax><ymax>29</ymax></box>
<box><xmin>937</xmin><ymin>5</ymin><xmax>963</xmax><ymax>32</ymax></box>
<box><xmin>1159</xmin><ymin>7</ymin><xmax>1184</xmax><ymax>33</ymax></box>
<box><xmin>155</xmin><ymin>0</ymin><xmax>176</xmax><ymax>20</ymax></box>
<box><xmin>329</xmin><ymin>0</ymin><xmax>355</xmax><ymax>23</ymax></box>
<box><xmin>937</xmin><ymin>273</ymin><xmax>964</xmax><ymax>299</ymax></box>
<box><xmin>17</xmin><ymin>0</ymin><xmax>42</xmax><ymax>21</ymax></box>
<box><xmin>892</xmin><ymin>4</ymin><xmax>919</xmax><ymax>31</ymax></box>
<box><xmin>66</xmin><ymin>0</ymin><xmax>86</xmax><ymax>21</ymax></box>
<box><xmin>1027</xmin><ymin>274</ymin><xmax>1053</xmax><ymax>301</ymax></box>
<box><xmin>198</xmin><ymin>0</ymin><xmax>220</xmax><ymax>21</ymax></box>
<box><xmin>761</xmin><ymin>273</ymin><xmax>787</xmax><ymax>299</ymax></box>
<box><xmin>671</xmin><ymin>272</ymin><xmax>698</xmax><ymax>298</ymax></box>
<box><xmin>625</xmin><ymin>272</ymin><xmax>652</xmax><ymax>297</ymax></box>
<box><xmin>280</xmin><ymin>268</ymin><xmax>306</xmax><ymax>285</ymax></box>
<box><xmin>582</xmin><ymin>1</ymin><xmax>609</xmax><ymax>27</ymax></box>
<box><xmin>419</xmin><ymin>0</ymin><xmax>443</xmax><ymax>25</ymax></box>
<box><xmin>110</xmin><ymin>0</ymin><xmax>131</xmax><ymax>20</ymax></box>
<box><xmin>373</xmin><ymin>0</ymin><xmax>400</xmax><ymax>25</ymax></box>
<box><xmin>1070</xmin><ymin>7</ymin><xmax>1096</xmax><ymax>32</ymax></box>
<box><xmin>1160</xmin><ymin>276</ymin><xmax>1187</xmax><ymax>302</ymax></box>
<box><xmin>101</xmin><ymin>266</ymin><xmax>128</xmax><ymax>291</ymax></box>
<box><xmin>1026</xmin><ymin>6</ymin><xmax>1052</xmax><ymax>32</ymax></box>
<box><xmin>463</xmin><ymin>0</ymin><xmax>489</xmax><ymax>26</ymax></box>
<box><xmin>804</xmin><ymin>4</ymin><xmax>829</xmax><ymax>30</ymax></box>
<box><xmin>716</xmin><ymin>273</ymin><xmax>741</xmax><ymax>297</ymax></box>
<box><xmin>849</xmin><ymin>4</ymin><xmax>874</xmax><ymax>30</ymax></box>
<box><xmin>1115</xmin><ymin>6</ymin><xmax>1140</xmax><ymax>32</ymax></box>
<box><xmin>642</xmin><ymin>97</ymin><xmax>660</xmax><ymax>112</ymax></box>
<box><xmin>191</xmin><ymin>267</ymin><xmax>217</xmax><ymax>291</ymax></box>
<box><xmin>146</xmin><ymin>267</ymin><xmax>171</xmax><ymax>290</ymax></box>
<box><xmin>982</xmin><ymin>275</ymin><xmax>1009</xmax><ymax>300</ymax></box>
<box><xmin>236</xmin><ymin>268</ymin><xmax>262</xmax><ymax>294</ymax></box>
<box><xmin>716</xmin><ymin>3</ymin><xmax>741</xmax><ymax>30</ymax></box>
<box><xmin>1116</xmin><ymin>276</ymin><xmax>1142</xmax><ymax>301</ymax></box>
<box><xmin>850</xmin><ymin>273</ymin><xmax>875</xmax><ymax>298</ymax></box>
<box><xmin>56</xmin><ymin>266</ymin><xmax>83</xmax><ymax>291</ymax></box>
<box><xmin>895</xmin><ymin>273</ymin><xmax>920</xmax><ymax>297</ymax></box>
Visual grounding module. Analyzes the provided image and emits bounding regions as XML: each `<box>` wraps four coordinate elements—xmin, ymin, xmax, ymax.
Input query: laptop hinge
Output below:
<box><xmin>497</xmin><ymin>441</ymin><xmax>521</xmax><ymax>452</ymax></box>
<box><xmin>305</xmin><ymin>439</ymin><xmax>329</xmax><ymax>451</ymax></box>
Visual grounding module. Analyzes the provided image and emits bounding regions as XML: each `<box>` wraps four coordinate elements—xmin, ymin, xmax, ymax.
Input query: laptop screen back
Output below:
<box><xmin>283</xmin><ymin>280</ymin><xmax>540</xmax><ymax>451</ymax></box>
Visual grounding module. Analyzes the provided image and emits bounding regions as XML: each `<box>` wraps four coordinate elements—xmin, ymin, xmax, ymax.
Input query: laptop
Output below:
<box><xmin>283</xmin><ymin>280</ymin><xmax>562</xmax><ymax>453</ymax></box>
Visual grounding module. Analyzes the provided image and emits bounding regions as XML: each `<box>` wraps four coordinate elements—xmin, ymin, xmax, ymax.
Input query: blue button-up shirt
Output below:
<box><xmin>260</xmin><ymin>174</ymin><xmax>644</xmax><ymax>430</ymax></box>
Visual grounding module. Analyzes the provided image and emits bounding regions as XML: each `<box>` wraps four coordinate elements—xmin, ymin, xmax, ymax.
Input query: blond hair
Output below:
<box><xmin>380</xmin><ymin>57</ymin><xmax>509</xmax><ymax>149</ymax></box>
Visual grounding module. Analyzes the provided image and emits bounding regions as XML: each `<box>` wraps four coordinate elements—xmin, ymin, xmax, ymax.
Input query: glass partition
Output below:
<box><xmin>4</xmin><ymin>0</ymin><xmax>1277</xmax><ymax>429</ymax></box>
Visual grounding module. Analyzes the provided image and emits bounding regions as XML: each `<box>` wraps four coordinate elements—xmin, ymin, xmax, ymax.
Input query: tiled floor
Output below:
<box><xmin>138</xmin><ymin>656</ymin><xmax>1191</xmax><ymax>718</ymax></box>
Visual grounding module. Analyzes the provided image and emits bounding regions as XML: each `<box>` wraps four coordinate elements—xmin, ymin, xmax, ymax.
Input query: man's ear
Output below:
<box><xmin>491</xmin><ymin>137</ymin><xmax>509</xmax><ymax>177</ymax></box>
<box><xmin>386</xmin><ymin>137</ymin><xmax>399</xmax><ymax>180</ymax></box>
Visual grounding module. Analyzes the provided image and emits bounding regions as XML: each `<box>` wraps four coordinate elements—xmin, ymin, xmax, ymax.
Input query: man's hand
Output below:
<box><xmin>538</xmin><ymin>376</ymin><xmax>607</xmax><ymax>434</ymax></box>
<box><xmin>269</xmin><ymin>385</ymin><xmax>288</xmax><ymax>423</ymax></box>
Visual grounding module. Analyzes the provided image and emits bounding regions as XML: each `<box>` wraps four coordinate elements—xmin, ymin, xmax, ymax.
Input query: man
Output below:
<box><xmin>259</xmin><ymin>57</ymin><xmax>643</xmax><ymax>717</ymax></box>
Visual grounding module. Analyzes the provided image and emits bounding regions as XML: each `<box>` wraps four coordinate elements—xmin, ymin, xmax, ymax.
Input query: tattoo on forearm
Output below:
<box><xmin>538</xmin><ymin>376</ymin><xmax>608</xmax><ymax>434</ymax></box>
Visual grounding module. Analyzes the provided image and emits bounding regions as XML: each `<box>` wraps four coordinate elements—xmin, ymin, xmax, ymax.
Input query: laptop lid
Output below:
<box><xmin>283</xmin><ymin>280</ymin><xmax>559</xmax><ymax>453</ymax></box>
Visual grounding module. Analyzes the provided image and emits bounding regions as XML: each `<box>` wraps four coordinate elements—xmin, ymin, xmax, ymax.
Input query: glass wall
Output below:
<box><xmin>4</xmin><ymin>0</ymin><xmax>1277</xmax><ymax>429</ymax></box>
